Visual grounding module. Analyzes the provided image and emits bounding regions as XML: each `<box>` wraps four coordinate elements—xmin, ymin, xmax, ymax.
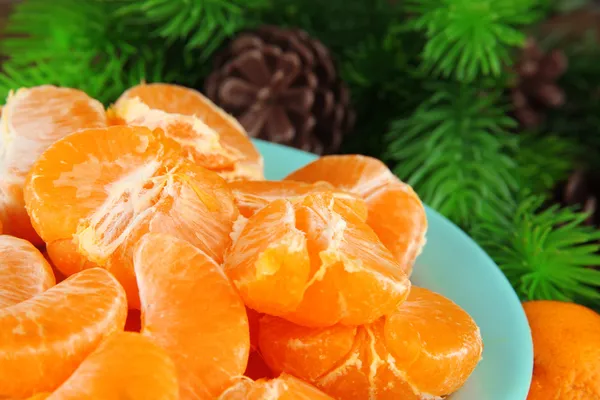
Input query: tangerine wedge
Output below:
<box><xmin>114</xmin><ymin>97</ymin><xmax>241</xmax><ymax>172</ymax></box>
<box><xmin>114</xmin><ymin>82</ymin><xmax>263</xmax><ymax>181</ymax></box>
<box><xmin>135</xmin><ymin>233</ymin><xmax>250</xmax><ymax>399</ymax></box>
<box><xmin>0</xmin><ymin>234</ymin><xmax>55</xmax><ymax>308</ymax></box>
<box><xmin>258</xmin><ymin>287</ymin><xmax>483</xmax><ymax>400</ymax></box>
<box><xmin>224</xmin><ymin>192</ymin><xmax>410</xmax><ymax>327</ymax></box>
<box><xmin>48</xmin><ymin>332</ymin><xmax>178</xmax><ymax>399</ymax></box>
<box><xmin>219</xmin><ymin>374</ymin><xmax>334</xmax><ymax>400</ymax></box>
<box><xmin>229</xmin><ymin>180</ymin><xmax>367</xmax><ymax>220</ymax></box>
<box><xmin>286</xmin><ymin>155</ymin><xmax>427</xmax><ymax>275</ymax></box>
<box><xmin>0</xmin><ymin>85</ymin><xmax>107</xmax><ymax>244</ymax></box>
<box><xmin>24</xmin><ymin>125</ymin><xmax>238</xmax><ymax>308</ymax></box>
<box><xmin>0</xmin><ymin>268</ymin><xmax>127</xmax><ymax>398</ymax></box>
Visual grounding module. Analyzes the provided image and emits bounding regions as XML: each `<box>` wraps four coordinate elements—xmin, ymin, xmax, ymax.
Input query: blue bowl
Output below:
<box><xmin>254</xmin><ymin>139</ymin><xmax>534</xmax><ymax>400</ymax></box>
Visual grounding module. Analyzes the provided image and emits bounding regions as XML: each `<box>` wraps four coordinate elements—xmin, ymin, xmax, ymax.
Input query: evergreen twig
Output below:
<box><xmin>116</xmin><ymin>0</ymin><xmax>269</xmax><ymax>59</ymax></box>
<box><xmin>406</xmin><ymin>0</ymin><xmax>543</xmax><ymax>82</ymax></box>
<box><xmin>473</xmin><ymin>194</ymin><xmax>600</xmax><ymax>308</ymax></box>
<box><xmin>472</xmin><ymin>131</ymin><xmax>600</xmax><ymax>309</ymax></box>
<box><xmin>385</xmin><ymin>84</ymin><xmax>517</xmax><ymax>229</ymax></box>
<box><xmin>0</xmin><ymin>0</ymin><xmax>199</xmax><ymax>104</ymax></box>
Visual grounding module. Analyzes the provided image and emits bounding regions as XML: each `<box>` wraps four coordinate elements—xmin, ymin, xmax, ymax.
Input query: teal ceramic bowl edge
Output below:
<box><xmin>253</xmin><ymin>139</ymin><xmax>534</xmax><ymax>400</ymax></box>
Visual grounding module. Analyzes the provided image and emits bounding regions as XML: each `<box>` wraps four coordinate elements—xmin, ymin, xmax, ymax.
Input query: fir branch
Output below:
<box><xmin>516</xmin><ymin>131</ymin><xmax>582</xmax><ymax>194</ymax></box>
<box><xmin>472</xmin><ymin>194</ymin><xmax>600</xmax><ymax>307</ymax></box>
<box><xmin>261</xmin><ymin>0</ymin><xmax>401</xmax><ymax>60</ymax></box>
<box><xmin>3</xmin><ymin>0</ymin><xmax>132</xmax><ymax>67</ymax></box>
<box><xmin>385</xmin><ymin>84</ymin><xmax>517</xmax><ymax>229</ymax></box>
<box><xmin>406</xmin><ymin>0</ymin><xmax>543</xmax><ymax>82</ymax></box>
<box><xmin>0</xmin><ymin>0</ymin><xmax>199</xmax><ymax>104</ymax></box>
<box><xmin>0</xmin><ymin>45</ymin><xmax>190</xmax><ymax>105</ymax></box>
<box><xmin>341</xmin><ymin>27</ymin><xmax>424</xmax><ymax>110</ymax></box>
<box><xmin>472</xmin><ymin>128</ymin><xmax>600</xmax><ymax>309</ymax></box>
<box><xmin>340</xmin><ymin>27</ymin><xmax>426</xmax><ymax>157</ymax></box>
<box><xmin>116</xmin><ymin>0</ymin><xmax>268</xmax><ymax>59</ymax></box>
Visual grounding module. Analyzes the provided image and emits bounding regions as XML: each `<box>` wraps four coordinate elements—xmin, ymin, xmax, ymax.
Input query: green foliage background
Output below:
<box><xmin>2</xmin><ymin>0</ymin><xmax>600</xmax><ymax>310</ymax></box>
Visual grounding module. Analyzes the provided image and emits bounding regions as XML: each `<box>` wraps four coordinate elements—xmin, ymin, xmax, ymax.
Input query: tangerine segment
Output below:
<box><xmin>24</xmin><ymin>125</ymin><xmax>238</xmax><ymax>308</ymax></box>
<box><xmin>229</xmin><ymin>180</ymin><xmax>368</xmax><ymax>220</ymax></box>
<box><xmin>523</xmin><ymin>301</ymin><xmax>600</xmax><ymax>400</ymax></box>
<box><xmin>0</xmin><ymin>85</ymin><xmax>107</xmax><ymax>244</ymax></box>
<box><xmin>286</xmin><ymin>155</ymin><xmax>427</xmax><ymax>275</ymax></box>
<box><xmin>115</xmin><ymin>98</ymin><xmax>240</xmax><ymax>171</ymax></box>
<box><xmin>225</xmin><ymin>200</ymin><xmax>311</xmax><ymax>316</ymax></box>
<box><xmin>0</xmin><ymin>268</ymin><xmax>127</xmax><ymax>398</ymax></box>
<box><xmin>135</xmin><ymin>233</ymin><xmax>250</xmax><ymax>399</ymax></box>
<box><xmin>219</xmin><ymin>374</ymin><xmax>334</xmax><ymax>400</ymax></box>
<box><xmin>224</xmin><ymin>193</ymin><xmax>410</xmax><ymax>327</ymax></box>
<box><xmin>0</xmin><ymin>235</ymin><xmax>55</xmax><ymax>308</ymax></box>
<box><xmin>259</xmin><ymin>287</ymin><xmax>483</xmax><ymax>400</ymax></box>
<box><xmin>48</xmin><ymin>332</ymin><xmax>178</xmax><ymax>400</ymax></box>
<box><xmin>114</xmin><ymin>82</ymin><xmax>264</xmax><ymax>181</ymax></box>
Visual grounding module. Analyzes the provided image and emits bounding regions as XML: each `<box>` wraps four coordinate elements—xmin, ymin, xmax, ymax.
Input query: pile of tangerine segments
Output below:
<box><xmin>0</xmin><ymin>83</ymin><xmax>483</xmax><ymax>399</ymax></box>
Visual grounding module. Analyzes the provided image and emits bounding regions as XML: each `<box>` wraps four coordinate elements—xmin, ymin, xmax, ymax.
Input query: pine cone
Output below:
<box><xmin>512</xmin><ymin>38</ymin><xmax>568</xmax><ymax>128</ymax></box>
<box><xmin>554</xmin><ymin>169</ymin><xmax>600</xmax><ymax>227</ymax></box>
<box><xmin>204</xmin><ymin>25</ymin><xmax>354</xmax><ymax>154</ymax></box>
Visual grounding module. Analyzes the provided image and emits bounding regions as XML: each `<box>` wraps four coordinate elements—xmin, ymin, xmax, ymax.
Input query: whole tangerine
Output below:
<box><xmin>524</xmin><ymin>300</ymin><xmax>600</xmax><ymax>400</ymax></box>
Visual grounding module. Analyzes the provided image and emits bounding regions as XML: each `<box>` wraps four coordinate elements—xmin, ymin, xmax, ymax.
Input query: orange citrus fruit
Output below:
<box><xmin>0</xmin><ymin>85</ymin><xmax>107</xmax><ymax>245</ymax></box>
<box><xmin>229</xmin><ymin>179</ymin><xmax>368</xmax><ymax>220</ymax></box>
<box><xmin>219</xmin><ymin>374</ymin><xmax>334</xmax><ymax>400</ymax></box>
<box><xmin>224</xmin><ymin>192</ymin><xmax>410</xmax><ymax>327</ymax></box>
<box><xmin>135</xmin><ymin>233</ymin><xmax>250</xmax><ymax>398</ymax></box>
<box><xmin>524</xmin><ymin>301</ymin><xmax>600</xmax><ymax>399</ymax></box>
<box><xmin>259</xmin><ymin>287</ymin><xmax>483</xmax><ymax>399</ymax></box>
<box><xmin>114</xmin><ymin>82</ymin><xmax>264</xmax><ymax>181</ymax></box>
<box><xmin>286</xmin><ymin>155</ymin><xmax>427</xmax><ymax>275</ymax></box>
<box><xmin>0</xmin><ymin>234</ymin><xmax>55</xmax><ymax>308</ymax></box>
<box><xmin>0</xmin><ymin>268</ymin><xmax>127</xmax><ymax>398</ymax></box>
<box><xmin>48</xmin><ymin>332</ymin><xmax>178</xmax><ymax>399</ymax></box>
<box><xmin>24</xmin><ymin>125</ymin><xmax>238</xmax><ymax>308</ymax></box>
<box><xmin>114</xmin><ymin>97</ymin><xmax>242</xmax><ymax>172</ymax></box>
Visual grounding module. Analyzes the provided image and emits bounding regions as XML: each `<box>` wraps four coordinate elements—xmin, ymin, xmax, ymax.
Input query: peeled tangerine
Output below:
<box><xmin>224</xmin><ymin>192</ymin><xmax>411</xmax><ymax>327</ymax></box>
<box><xmin>46</xmin><ymin>332</ymin><xmax>178</xmax><ymax>399</ymax></box>
<box><xmin>0</xmin><ymin>268</ymin><xmax>127</xmax><ymax>398</ymax></box>
<box><xmin>0</xmin><ymin>85</ymin><xmax>107</xmax><ymax>244</ymax></box>
<box><xmin>24</xmin><ymin>125</ymin><xmax>238</xmax><ymax>308</ymax></box>
<box><xmin>135</xmin><ymin>233</ymin><xmax>250</xmax><ymax>399</ymax></box>
<box><xmin>259</xmin><ymin>287</ymin><xmax>483</xmax><ymax>400</ymax></box>
<box><xmin>113</xmin><ymin>82</ymin><xmax>264</xmax><ymax>181</ymax></box>
<box><xmin>286</xmin><ymin>155</ymin><xmax>427</xmax><ymax>275</ymax></box>
<box><xmin>219</xmin><ymin>374</ymin><xmax>334</xmax><ymax>400</ymax></box>
<box><xmin>0</xmin><ymin>234</ymin><xmax>55</xmax><ymax>308</ymax></box>
<box><xmin>229</xmin><ymin>179</ymin><xmax>368</xmax><ymax>220</ymax></box>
